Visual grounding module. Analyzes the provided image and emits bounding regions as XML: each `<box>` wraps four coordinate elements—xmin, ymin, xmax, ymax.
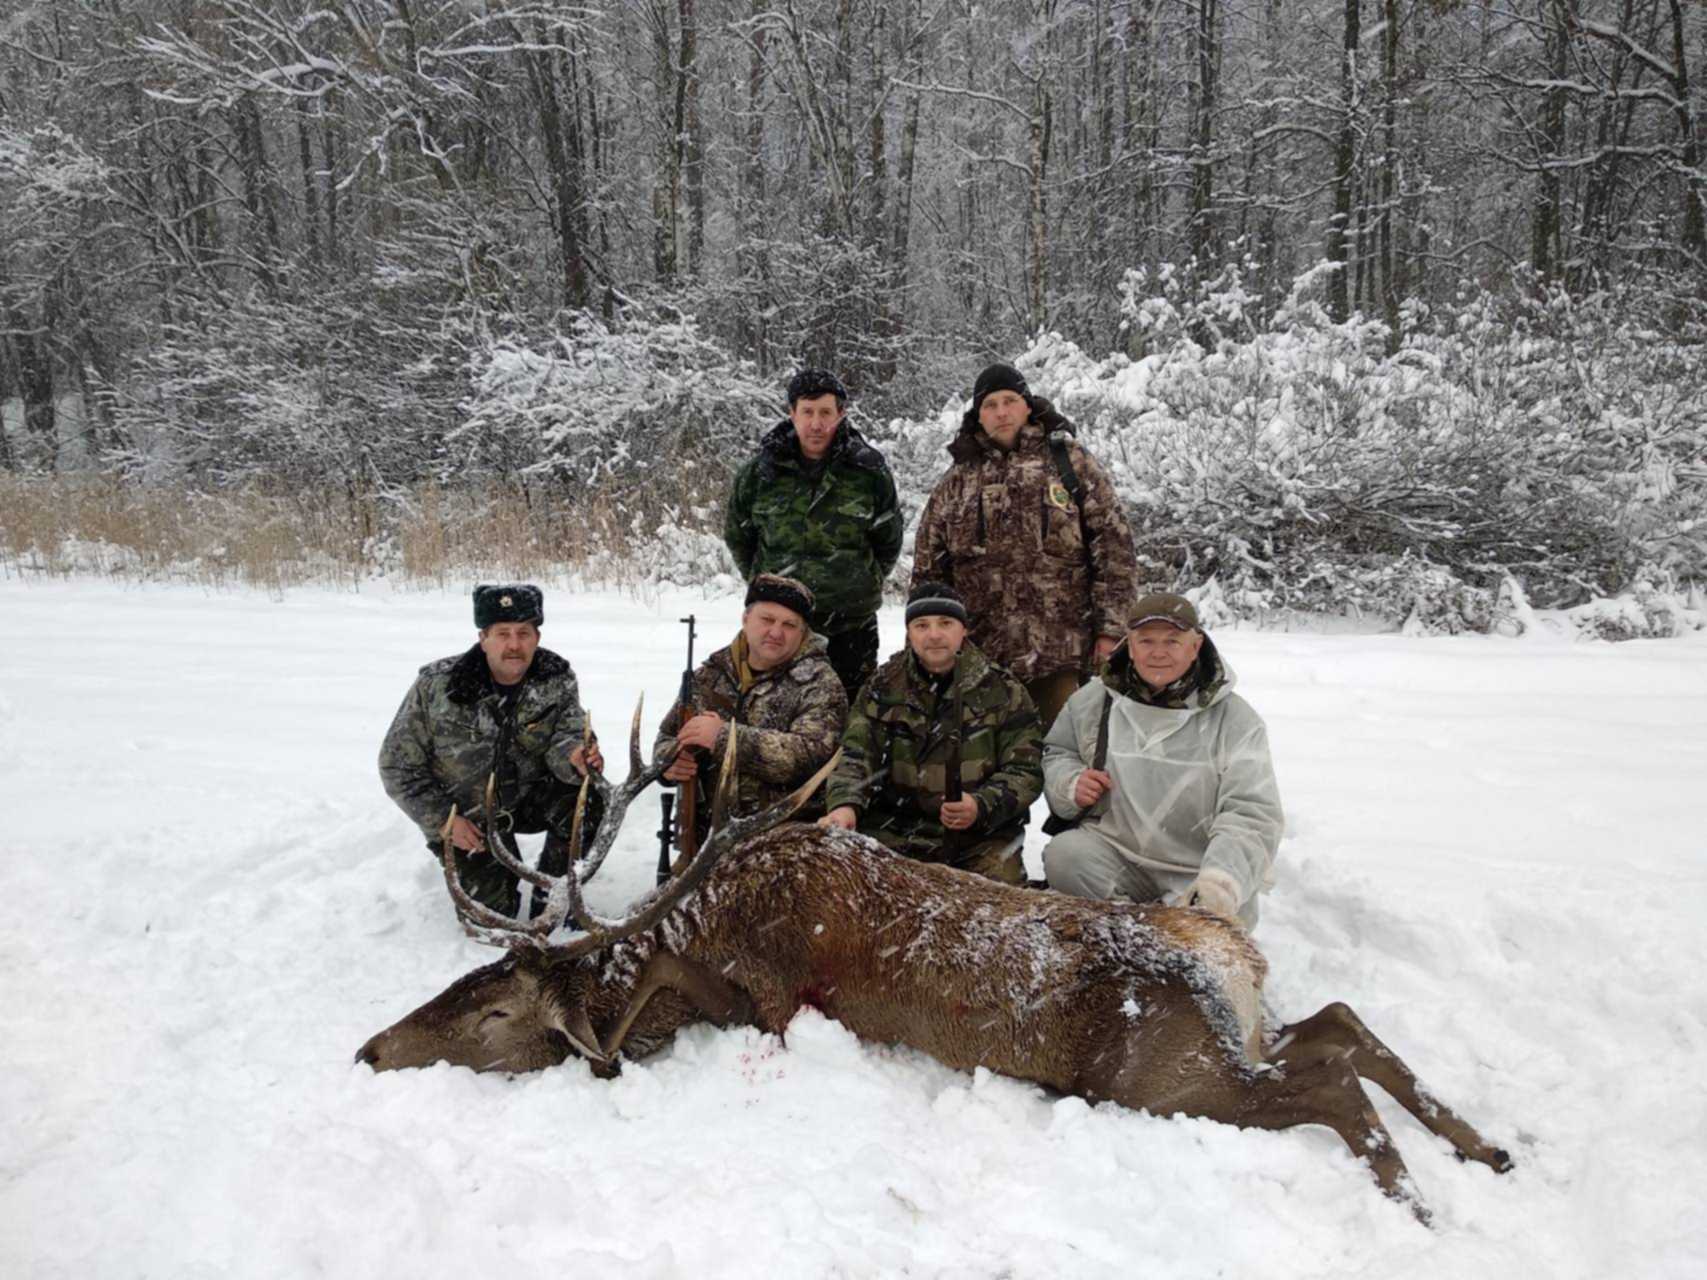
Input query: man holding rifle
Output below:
<box><xmin>654</xmin><ymin>574</ymin><xmax>847</xmax><ymax>854</ymax></box>
<box><xmin>378</xmin><ymin>584</ymin><xmax>604</xmax><ymax>917</ymax></box>
<box><xmin>1040</xmin><ymin>593</ymin><xmax>1283</xmax><ymax>930</ymax></box>
<box><xmin>821</xmin><ymin>583</ymin><xmax>1043</xmax><ymax>885</ymax></box>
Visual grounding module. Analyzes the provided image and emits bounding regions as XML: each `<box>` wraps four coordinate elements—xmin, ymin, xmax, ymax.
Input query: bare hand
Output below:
<box><xmin>447</xmin><ymin>814</ymin><xmax>487</xmax><ymax>853</ymax></box>
<box><xmin>1093</xmin><ymin>635</ymin><xmax>1121</xmax><ymax>664</ymax></box>
<box><xmin>818</xmin><ymin>806</ymin><xmax>858</xmax><ymax>830</ymax></box>
<box><xmin>569</xmin><ymin>741</ymin><xmax>604</xmax><ymax>776</ymax></box>
<box><xmin>1073</xmin><ymin>768</ymin><xmax>1112</xmax><ymax>809</ymax></box>
<box><xmin>663</xmin><ymin>750</ymin><xmax>698</xmax><ymax>784</ymax></box>
<box><xmin>675</xmin><ymin>711</ymin><xmax>724</xmax><ymax>752</ymax></box>
<box><xmin>939</xmin><ymin>795</ymin><xmax>980</xmax><ymax>831</ymax></box>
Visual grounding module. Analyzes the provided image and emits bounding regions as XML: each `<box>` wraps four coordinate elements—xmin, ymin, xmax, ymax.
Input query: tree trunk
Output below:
<box><xmin>1531</xmin><ymin>0</ymin><xmax>1567</xmax><ymax>281</ymax></box>
<box><xmin>1328</xmin><ymin>0</ymin><xmax>1359</xmax><ymax>321</ymax></box>
<box><xmin>1188</xmin><ymin>0</ymin><xmax>1219</xmax><ymax>267</ymax></box>
<box><xmin>680</xmin><ymin>0</ymin><xmax>704</xmax><ymax>275</ymax></box>
<box><xmin>652</xmin><ymin>0</ymin><xmax>678</xmax><ymax>283</ymax></box>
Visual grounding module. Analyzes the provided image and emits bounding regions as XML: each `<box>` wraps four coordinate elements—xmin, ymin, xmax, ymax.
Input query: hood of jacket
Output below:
<box><xmin>444</xmin><ymin>644</ymin><xmax>572</xmax><ymax>709</ymax></box>
<box><xmin>757</xmin><ymin>418</ymin><xmax>888</xmax><ymax>479</ymax></box>
<box><xmin>948</xmin><ymin>394</ymin><xmax>1075</xmax><ymax>465</ymax></box>
<box><xmin>1099</xmin><ymin>632</ymin><xmax>1235</xmax><ymax>711</ymax></box>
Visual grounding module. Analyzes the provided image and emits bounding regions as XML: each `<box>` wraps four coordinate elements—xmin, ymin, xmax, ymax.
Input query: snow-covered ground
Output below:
<box><xmin>2</xmin><ymin>577</ymin><xmax>1704</xmax><ymax>1279</ymax></box>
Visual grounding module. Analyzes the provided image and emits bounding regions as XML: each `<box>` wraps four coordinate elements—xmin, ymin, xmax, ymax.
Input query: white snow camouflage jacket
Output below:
<box><xmin>1041</xmin><ymin>639</ymin><xmax>1282</xmax><ymax>921</ymax></box>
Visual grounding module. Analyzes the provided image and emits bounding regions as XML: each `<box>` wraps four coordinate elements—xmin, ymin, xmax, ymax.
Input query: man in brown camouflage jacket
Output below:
<box><xmin>912</xmin><ymin>362</ymin><xmax>1142</xmax><ymax>732</ymax></box>
<box><xmin>654</xmin><ymin>574</ymin><xmax>848</xmax><ymax>845</ymax></box>
<box><xmin>379</xmin><ymin>584</ymin><xmax>603</xmax><ymax>917</ymax></box>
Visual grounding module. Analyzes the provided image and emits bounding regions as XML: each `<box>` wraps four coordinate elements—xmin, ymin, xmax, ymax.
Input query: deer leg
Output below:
<box><xmin>597</xmin><ymin>953</ymin><xmax>756</xmax><ymax>1063</ymax></box>
<box><xmin>1266</xmin><ymin>1002</ymin><xmax>1513</xmax><ymax>1174</ymax></box>
<box><xmin>1185</xmin><ymin>1055</ymin><xmax>1433</xmax><ymax>1225</ymax></box>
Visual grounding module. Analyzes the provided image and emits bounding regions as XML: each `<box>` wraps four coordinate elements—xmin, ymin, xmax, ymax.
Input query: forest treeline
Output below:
<box><xmin>1</xmin><ymin>2</ymin><xmax>1704</xmax><ymax>629</ymax></box>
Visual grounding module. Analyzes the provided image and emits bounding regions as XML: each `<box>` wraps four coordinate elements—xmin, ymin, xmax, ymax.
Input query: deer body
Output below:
<box><xmin>664</xmin><ymin>827</ymin><xmax>1264</xmax><ymax>1102</ymax></box>
<box><xmin>359</xmin><ymin>723</ymin><xmax>1511</xmax><ymax>1224</ymax></box>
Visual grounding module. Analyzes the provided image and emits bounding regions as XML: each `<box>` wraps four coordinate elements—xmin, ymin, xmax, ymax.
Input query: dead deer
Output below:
<box><xmin>358</xmin><ymin>706</ymin><xmax>1512</xmax><ymax>1224</ymax></box>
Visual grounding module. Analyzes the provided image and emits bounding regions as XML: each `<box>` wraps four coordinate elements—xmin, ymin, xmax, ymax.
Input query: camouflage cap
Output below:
<box><xmin>745</xmin><ymin>572</ymin><xmax>815</xmax><ymax>624</ymax></box>
<box><xmin>1126</xmin><ymin>592</ymin><xmax>1199</xmax><ymax>632</ymax></box>
<box><xmin>474</xmin><ymin>583</ymin><xmax>544</xmax><ymax>629</ymax></box>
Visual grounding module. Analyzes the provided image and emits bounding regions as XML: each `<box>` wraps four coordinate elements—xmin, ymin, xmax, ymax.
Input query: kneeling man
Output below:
<box><xmin>1042</xmin><ymin>593</ymin><xmax>1282</xmax><ymax>929</ymax></box>
<box><xmin>821</xmin><ymin>583</ymin><xmax>1042</xmax><ymax>884</ymax></box>
<box><xmin>655</xmin><ymin>574</ymin><xmax>848</xmax><ymax>844</ymax></box>
<box><xmin>379</xmin><ymin>584</ymin><xmax>603</xmax><ymax>916</ymax></box>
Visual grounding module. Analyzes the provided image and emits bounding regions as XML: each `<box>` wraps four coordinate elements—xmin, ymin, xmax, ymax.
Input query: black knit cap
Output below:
<box><xmin>786</xmin><ymin>368</ymin><xmax>848</xmax><ymax>408</ymax></box>
<box><xmin>474</xmin><ymin>583</ymin><xmax>544</xmax><ymax>629</ymax></box>
<box><xmin>745</xmin><ymin>573</ymin><xmax>815</xmax><ymax>624</ymax></box>
<box><xmin>905</xmin><ymin>581</ymin><xmax>968</xmax><ymax>625</ymax></box>
<box><xmin>971</xmin><ymin>362</ymin><xmax>1031</xmax><ymax>412</ymax></box>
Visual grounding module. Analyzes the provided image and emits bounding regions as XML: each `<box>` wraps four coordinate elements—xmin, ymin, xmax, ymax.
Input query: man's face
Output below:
<box><xmin>977</xmin><ymin>389</ymin><xmax>1030</xmax><ymax>449</ymax></box>
<box><xmin>1126</xmin><ymin>622</ymin><xmax>1203</xmax><ymax>690</ymax></box>
<box><xmin>742</xmin><ymin>602</ymin><xmax>807</xmax><ymax>671</ymax></box>
<box><xmin>480</xmin><ymin>620</ymin><xmax>540</xmax><ymax>686</ymax></box>
<box><xmin>790</xmin><ymin>392</ymin><xmax>845</xmax><ymax>461</ymax></box>
<box><xmin>907</xmin><ymin>614</ymin><xmax>967</xmax><ymax>675</ymax></box>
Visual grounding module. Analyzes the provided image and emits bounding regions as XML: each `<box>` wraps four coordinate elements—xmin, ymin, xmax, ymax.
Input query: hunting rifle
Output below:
<box><xmin>658</xmin><ymin>614</ymin><xmax>698</xmax><ymax>885</ymax></box>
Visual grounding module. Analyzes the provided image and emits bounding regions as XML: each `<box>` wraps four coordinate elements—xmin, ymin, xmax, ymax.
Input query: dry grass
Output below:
<box><xmin>0</xmin><ymin>476</ymin><xmax>722</xmax><ymax>590</ymax></box>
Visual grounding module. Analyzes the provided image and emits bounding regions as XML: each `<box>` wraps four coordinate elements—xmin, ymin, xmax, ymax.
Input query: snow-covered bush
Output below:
<box><xmin>450</xmin><ymin>306</ymin><xmax>775</xmax><ymax>490</ymax></box>
<box><xmin>872</xmin><ymin>265</ymin><xmax>1706</xmax><ymax>632</ymax></box>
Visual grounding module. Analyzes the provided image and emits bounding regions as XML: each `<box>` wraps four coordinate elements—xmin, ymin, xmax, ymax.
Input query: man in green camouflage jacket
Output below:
<box><xmin>378</xmin><ymin>584</ymin><xmax>602</xmax><ymax>916</ymax></box>
<box><xmin>654</xmin><ymin>574</ymin><xmax>848</xmax><ymax>848</ymax></box>
<box><xmin>821</xmin><ymin>583</ymin><xmax>1044</xmax><ymax>884</ymax></box>
<box><xmin>724</xmin><ymin>368</ymin><xmax>903</xmax><ymax>696</ymax></box>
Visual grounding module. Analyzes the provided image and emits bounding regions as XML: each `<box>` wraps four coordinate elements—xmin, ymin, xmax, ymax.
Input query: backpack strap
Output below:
<box><xmin>1046</xmin><ymin>431</ymin><xmax>1084</xmax><ymax>508</ymax></box>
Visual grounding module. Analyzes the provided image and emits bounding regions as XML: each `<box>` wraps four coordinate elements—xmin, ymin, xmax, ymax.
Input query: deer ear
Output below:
<box><xmin>548</xmin><ymin>1004</ymin><xmax>607</xmax><ymax>1064</ymax></box>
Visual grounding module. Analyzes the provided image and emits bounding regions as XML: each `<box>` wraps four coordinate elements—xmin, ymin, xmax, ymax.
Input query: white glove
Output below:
<box><xmin>1182</xmin><ymin>868</ymin><xmax>1242</xmax><ymax>923</ymax></box>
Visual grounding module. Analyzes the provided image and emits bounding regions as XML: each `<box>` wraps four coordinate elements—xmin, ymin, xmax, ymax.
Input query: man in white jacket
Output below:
<box><xmin>1041</xmin><ymin>594</ymin><xmax>1283</xmax><ymax>930</ymax></box>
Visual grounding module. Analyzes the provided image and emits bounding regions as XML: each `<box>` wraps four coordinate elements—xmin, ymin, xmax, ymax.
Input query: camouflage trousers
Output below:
<box><xmin>823</xmin><ymin>616</ymin><xmax>880</xmax><ymax>699</ymax></box>
<box><xmin>428</xmin><ymin>777</ymin><xmax>606</xmax><ymax>918</ymax></box>
<box><xmin>1024</xmin><ymin>671</ymin><xmax>1083</xmax><ymax>737</ymax></box>
<box><xmin>871</xmin><ymin>828</ymin><xmax>1026</xmax><ymax>886</ymax></box>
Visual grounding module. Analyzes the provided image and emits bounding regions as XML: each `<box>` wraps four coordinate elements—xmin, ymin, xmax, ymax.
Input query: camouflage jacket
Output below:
<box><xmin>653</xmin><ymin>631</ymin><xmax>848</xmax><ymax>824</ymax></box>
<box><xmin>911</xmin><ymin>400</ymin><xmax>1142</xmax><ymax>680</ymax></box>
<box><xmin>379</xmin><ymin>645</ymin><xmax>588</xmax><ymax>842</ymax></box>
<box><xmin>825</xmin><ymin>642</ymin><xmax>1043</xmax><ymax>861</ymax></box>
<box><xmin>724</xmin><ymin>420</ymin><xmax>903</xmax><ymax>632</ymax></box>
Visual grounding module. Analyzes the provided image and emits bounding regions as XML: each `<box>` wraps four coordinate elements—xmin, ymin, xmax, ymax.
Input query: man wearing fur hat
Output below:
<box><xmin>1041</xmin><ymin>593</ymin><xmax>1283</xmax><ymax>930</ymax></box>
<box><xmin>820</xmin><ymin>583</ymin><xmax>1043</xmax><ymax>884</ymax></box>
<box><xmin>379</xmin><ymin>584</ymin><xmax>603</xmax><ymax>916</ymax></box>
<box><xmin>724</xmin><ymin>368</ymin><xmax>903</xmax><ymax>697</ymax></box>
<box><xmin>654</xmin><ymin>573</ymin><xmax>848</xmax><ymax>845</ymax></box>
<box><xmin>912</xmin><ymin>362</ymin><xmax>1141</xmax><ymax>732</ymax></box>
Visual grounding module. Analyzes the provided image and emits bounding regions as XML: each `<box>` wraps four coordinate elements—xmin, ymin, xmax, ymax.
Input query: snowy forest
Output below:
<box><xmin>2</xmin><ymin>0</ymin><xmax>1705</xmax><ymax>630</ymax></box>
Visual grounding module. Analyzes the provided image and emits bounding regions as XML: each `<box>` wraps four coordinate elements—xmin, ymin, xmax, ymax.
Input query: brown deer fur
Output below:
<box><xmin>359</xmin><ymin>822</ymin><xmax>1512</xmax><ymax>1223</ymax></box>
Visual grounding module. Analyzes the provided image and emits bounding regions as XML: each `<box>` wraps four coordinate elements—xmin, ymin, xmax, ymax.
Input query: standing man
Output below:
<box><xmin>379</xmin><ymin>584</ymin><xmax>603</xmax><ymax>917</ymax></box>
<box><xmin>654</xmin><ymin>573</ymin><xmax>849</xmax><ymax>847</ymax></box>
<box><xmin>820</xmin><ymin>583</ymin><xmax>1043</xmax><ymax>885</ymax></box>
<box><xmin>725</xmin><ymin>368</ymin><xmax>903</xmax><ymax>697</ymax></box>
<box><xmin>1041</xmin><ymin>594</ymin><xmax>1283</xmax><ymax>930</ymax></box>
<box><xmin>912</xmin><ymin>362</ymin><xmax>1142</xmax><ymax>731</ymax></box>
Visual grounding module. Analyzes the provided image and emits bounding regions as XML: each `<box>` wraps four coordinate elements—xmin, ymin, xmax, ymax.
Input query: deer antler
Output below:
<box><xmin>541</xmin><ymin>737</ymin><xmax>843</xmax><ymax>959</ymax></box>
<box><xmin>440</xmin><ymin>713</ymin><xmax>839</xmax><ymax>962</ymax></box>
